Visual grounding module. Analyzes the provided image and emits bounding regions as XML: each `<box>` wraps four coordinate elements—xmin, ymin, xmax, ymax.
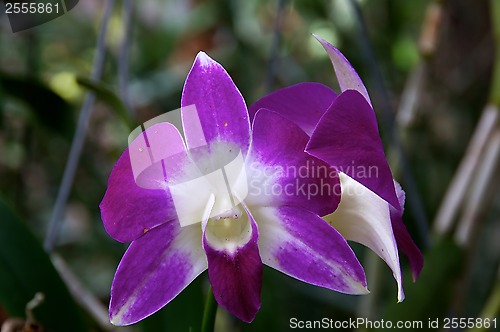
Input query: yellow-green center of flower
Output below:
<box><xmin>205</xmin><ymin>204</ymin><xmax>252</xmax><ymax>253</ymax></box>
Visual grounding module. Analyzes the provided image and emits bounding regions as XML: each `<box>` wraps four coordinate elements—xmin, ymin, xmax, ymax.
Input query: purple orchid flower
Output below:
<box><xmin>249</xmin><ymin>35</ymin><xmax>424</xmax><ymax>302</ymax></box>
<box><xmin>100</xmin><ymin>51</ymin><xmax>370</xmax><ymax>325</ymax></box>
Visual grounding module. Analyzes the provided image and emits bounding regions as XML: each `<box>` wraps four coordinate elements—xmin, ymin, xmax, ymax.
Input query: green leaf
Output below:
<box><xmin>0</xmin><ymin>74</ymin><xmax>73</xmax><ymax>137</ymax></box>
<box><xmin>76</xmin><ymin>77</ymin><xmax>134</xmax><ymax>129</ymax></box>
<box><xmin>0</xmin><ymin>200</ymin><xmax>88</xmax><ymax>332</ymax></box>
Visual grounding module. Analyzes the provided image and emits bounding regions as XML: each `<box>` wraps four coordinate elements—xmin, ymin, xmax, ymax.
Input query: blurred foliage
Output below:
<box><xmin>0</xmin><ymin>0</ymin><xmax>498</xmax><ymax>331</ymax></box>
<box><xmin>76</xmin><ymin>76</ymin><xmax>133</xmax><ymax>129</ymax></box>
<box><xmin>0</xmin><ymin>200</ymin><xmax>87</xmax><ymax>331</ymax></box>
<box><xmin>384</xmin><ymin>239</ymin><xmax>464</xmax><ymax>321</ymax></box>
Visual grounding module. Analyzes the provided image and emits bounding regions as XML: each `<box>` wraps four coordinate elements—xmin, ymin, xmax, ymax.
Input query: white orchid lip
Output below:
<box><xmin>204</xmin><ymin>204</ymin><xmax>253</xmax><ymax>254</ymax></box>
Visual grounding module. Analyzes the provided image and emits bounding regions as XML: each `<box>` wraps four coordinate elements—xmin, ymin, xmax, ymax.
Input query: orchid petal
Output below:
<box><xmin>391</xmin><ymin>181</ymin><xmax>424</xmax><ymax>281</ymax></box>
<box><xmin>246</xmin><ymin>109</ymin><xmax>340</xmax><ymax>217</ymax></box>
<box><xmin>324</xmin><ymin>172</ymin><xmax>404</xmax><ymax>302</ymax></box>
<box><xmin>313</xmin><ymin>34</ymin><xmax>372</xmax><ymax>107</ymax></box>
<box><xmin>127</xmin><ymin>122</ymin><xmax>188</xmax><ymax>189</ymax></box>
<box><xmin>248</xmin><ymin>82</ymin><xmax>337</xmax><ymax>136</ymax></box>
<box><xmin>109</xmin><ymin>222</ymin><xmax>207</xmax><ymax>325</ymax></box>
<box><xmin>255</xmin><ymin>206</ymin><xmax>368</xmax><ymax>295</ymax></box>
<box><xmin>181</xmin><ymin>52</ymin><xmax>251</xmax><ymax>154</ymax></box>
<box><xmin>202</xmin><ymin>203</ymin><xmax>262</xmax><ymax>322</ymax></box>
<box><xmin>306</xmin><ymin>90</ymin><xmax>400</xmax><ymax>211</ymax></box>
<box><xmin>100</xmin><ymin>122</ymin><xmax>190</xmax><ymax>242</ymax></box>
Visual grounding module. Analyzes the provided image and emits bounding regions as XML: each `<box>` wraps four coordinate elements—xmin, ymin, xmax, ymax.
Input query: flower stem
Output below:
<box><xmin>43</xmin><ymin>0</ymin><xmax>115</xmax><ymax>252</ymax></box>
<box><xmin>201</xmin><ymin>286</ymin><xmax>218</xmax><ymax>332</ymax></box>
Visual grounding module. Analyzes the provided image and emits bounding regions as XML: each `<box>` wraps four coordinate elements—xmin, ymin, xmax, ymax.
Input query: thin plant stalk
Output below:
<box><xmin>51</xmin><ymin>254</ymin><xmax>114</xmax><ymax>331</ymax></box>
<box><xmin>264</xmin><ymin>0</ymin><xmax>286</xmax><ymax>93</ymax></box>
<box><xmin>119</xmin><ymin>0</ymin><xmax>134</xmax><ymax>115</ymax></box>
<box><xmin>455</xmin><ymin>130</ymin><xmax>500</xmax><ymax>246</ymax></box>
<box><xmin>44</xmin><ymin>0</ymin><xmax>115</xmax><ymax>252</ymax></box>
<box><xmin>434</xmin><ymin>105</ymin><xmax>499</xmax><ymax>235</ymax></box>
<box><xmin>201</xmin><ymin>286</ymin><xmax>218</xmax><ymax>332</ymax></box>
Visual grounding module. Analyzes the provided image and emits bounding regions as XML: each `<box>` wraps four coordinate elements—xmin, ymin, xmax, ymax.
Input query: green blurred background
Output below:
<box><xmin>0</xmin><ymin>0</ymin><xmax>498</xmax><ymax>331</ymax></box>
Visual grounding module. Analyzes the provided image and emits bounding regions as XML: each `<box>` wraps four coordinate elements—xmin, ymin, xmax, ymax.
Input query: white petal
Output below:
<box><xmin>324</xmin><ymin>172</ymin><xmax>404</xmax><ymax>302</ymax></box>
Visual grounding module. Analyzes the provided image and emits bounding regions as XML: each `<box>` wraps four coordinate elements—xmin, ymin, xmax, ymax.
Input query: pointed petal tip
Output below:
<box><xmin>109</xmin><ymin>312</ymin><xmax>127</xmax><ymax>327</ymax></box>
<box><xmin>109</xmin><ymin>314</ymin><xmax>141</xmax><ymax>327</ymax></box>
<box><xmin>311</xmin><ymin>32</ymin><xmax>322</xmax><ymax>41</ymax></box>
<box><xmin>411</xmin><ymin>263</ymin><xmax>424</xmax><ymax>282</ymax></box>
<box><xmin>312</xmin><ymin>33</ymin><xmax>329</xmax><ymax>47</ymax></box>
<box><xmin>312</xmin><ymin>34</ymin><xmax>341</xmax><ymax>57</ymax></box>
<box><xmin>109</xmin><ymin>317</ymin><xmax>120</xmax><ymax>327</ymax></box>
<box><xmin>355</xmin><ymin>285</ymin><xmax>370</xmax><ymax>296</ymax></box>
<box><xmin>397</xmin><ymin>285</ymin><xmax>405</xmax><ymax>303</ymax></box>
<box><xmin>346</xmin><ymin>270</ymin><xmax>369</xmax><ymax>296</ymax></box>
<box><xmin>195</xmin><ymin>51</ymin><xmax>216</xmax><ymax>68</ymax></box>
<box><xmin>183</xmin><ymin>49</ymin><xmax>250</xmax><ymax>152</ymax></box>
<box><xmin>312</xmin><ymin>34</ymin><xmax>372</xmax><ymax>107</ymax></box>
<box><xmin>109</xmin><ymin>298</ymin><xmax>138</xmax><ymax>326</ymax></box>
<box><xmin>341</xmin><ymin>282</ymin><xmax>369</xmax><ymax>296</ymax></box>
<box><xmin>312</xmin><ymin>35</ymin><xmax>344</xmax><ymax>64</ymax></box>
<box><xmin>235</xmin><ymin>306</ymin><xmax>259</xmax><ymax>323</ymax></box>
<box><xmin>244</xmin><ymin>315</ymin><xmax>257</xmax><ymax>323</ymax></box>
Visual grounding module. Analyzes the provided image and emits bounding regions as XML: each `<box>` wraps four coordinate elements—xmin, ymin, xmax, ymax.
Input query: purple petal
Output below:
<box><xmin>181</xmin><ymin>52</ymin><xmax>251</xmax><ymax>154</ymax></box>
<box><xmin>109</xmin><ymin>222</ymin><xmax>207</xmax><ymax>325</ymax></box>
<box><xmin>255</xmin><ymin>206</ymin><xmax>368</xmax><ymax>295</ymax></box>
<box><xmin>100</xmin><ymin>151</ymin><xmax>176</xmax><ymax>243</ymax></box>
<box><xmin>203</xmin><ymin>205</ymin><xmax>262</xmax><ymax>322</ymax></box>
<box><xmin>100</xmin><ymin>123</ymin><xmax>193</xmax><ymax>242</ymax></box>
<box><xmin>128</xmin><ymin>122</ymin><xmax>188</xmax><ymax>189</ymax></box>
<box><xmin>324</xmin><ymin>173</ymin><xmax>404</xmax><ymax>302</ymax></box>
<box><xmin>306</xmin><ymin>90</ymin><xmax>400</xmax><ymax>211</ymax></box>
<box><xmin>313</xmin><ymin>34</ymin><xmax>372</xmax><ymax>107</ymax></box>
<box><xmin>391</xmin><ymin>181</ymin><xmax>423</xmax><ymax>281</ymax></box>
<box><xmin>246</xmin><ymin>109</ymin><xmax>340</xmax><ymax>217</ymax></box>
<box><xmin>392</xmin><ymin>215</ymin><xmax>424</xmax><ymax>282</ymax></box>
<box><xmin>248</xmin><ymin>82</ymin><xmax>337</xmax><ymax>136</ymax></box>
